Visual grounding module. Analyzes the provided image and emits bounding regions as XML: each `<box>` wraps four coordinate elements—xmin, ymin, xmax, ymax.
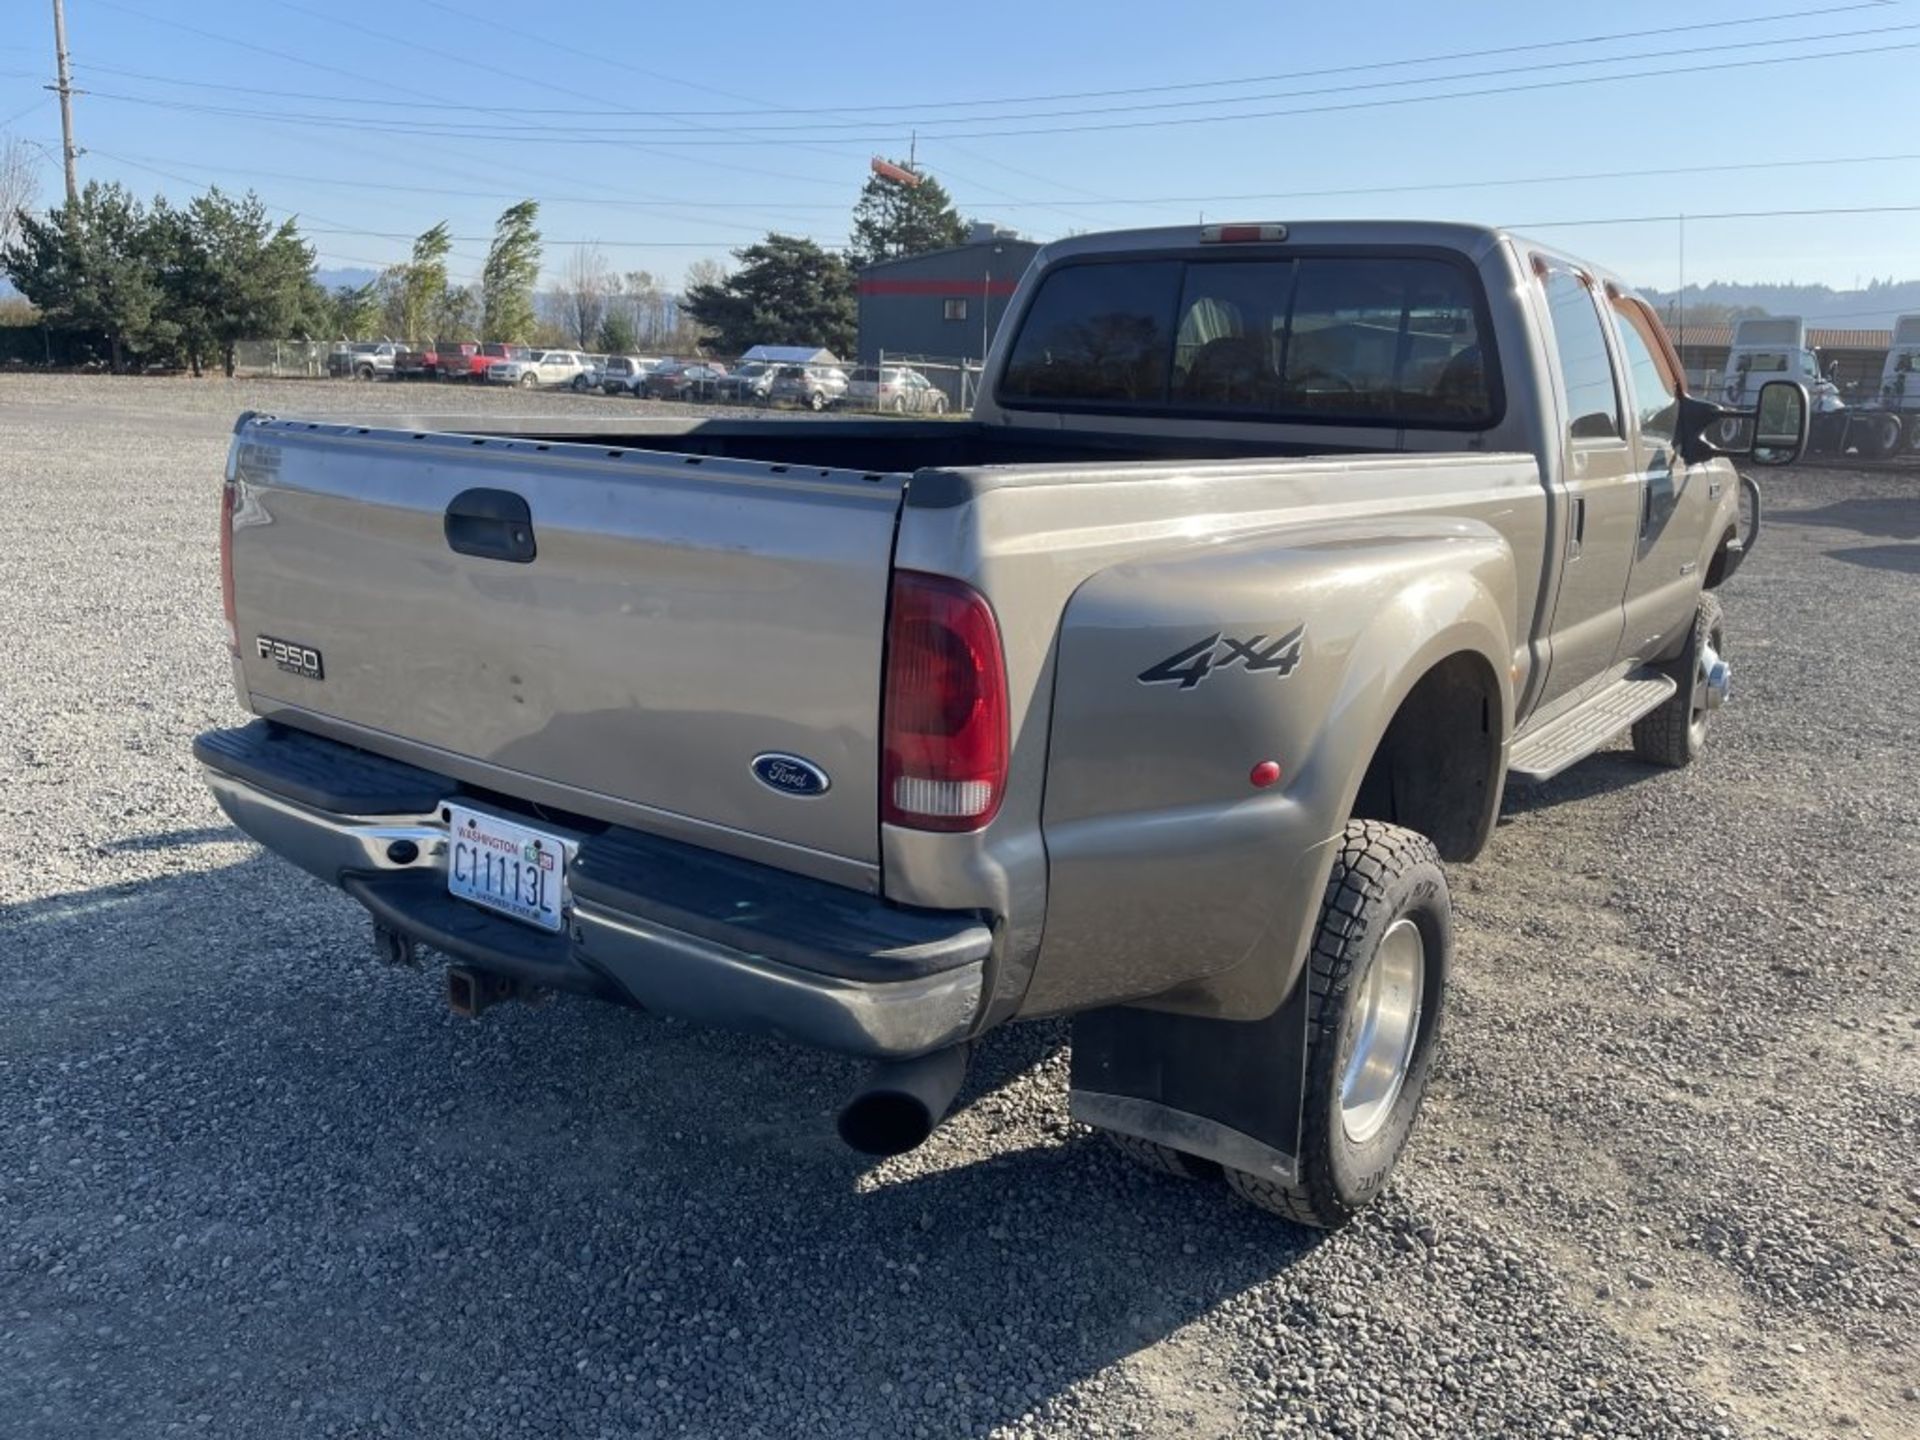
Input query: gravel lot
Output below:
<box><xmin>2</xmin><ymin>374</ymin><xmax>1916</xmax><ymax>1439</ymax></box>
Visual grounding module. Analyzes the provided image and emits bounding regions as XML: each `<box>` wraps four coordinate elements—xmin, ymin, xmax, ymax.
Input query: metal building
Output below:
<box><xmin>855</xmin><ymin>226</ymin><xmax>1043</xmax><ymax>365</ymax></box>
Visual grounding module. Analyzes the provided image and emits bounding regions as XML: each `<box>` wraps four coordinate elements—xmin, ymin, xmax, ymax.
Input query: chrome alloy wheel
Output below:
<box><xmin>1339</xmin><ymin>916</ymin><xmax>1425</xmax><ymax>1144</ymax></box>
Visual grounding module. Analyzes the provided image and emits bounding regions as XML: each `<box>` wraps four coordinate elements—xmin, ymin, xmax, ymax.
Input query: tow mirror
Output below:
<box><xmin>1749</xmin><ymin>380</ymin><xmax>1808</xmax><ymax>466</ymax></box>
<box><xmin>1677</xmin><ymin>380</ymin><xmax>1808</xmax><ymax>466</ymax></box>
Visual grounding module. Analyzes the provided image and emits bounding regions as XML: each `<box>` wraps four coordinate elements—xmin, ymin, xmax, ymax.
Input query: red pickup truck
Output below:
<box><xmin>453</xmin><ymin>343</ymin><xmax>530</xmax><ymax>383</ymax></box>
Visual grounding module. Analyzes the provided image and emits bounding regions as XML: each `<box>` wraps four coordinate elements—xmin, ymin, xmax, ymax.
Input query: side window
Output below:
<box><xmin>1608</xmin><ymin>299</ymin><xmax>1680</xmax><ymax>447</ymax></box>
<box><xmin>1541</xmin><ymin>269</ymin><xmax>1621</xmax><ymax>442</ymax></box>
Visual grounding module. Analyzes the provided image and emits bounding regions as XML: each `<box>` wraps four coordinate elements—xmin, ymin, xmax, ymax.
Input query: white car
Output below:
<box><xmin>489</xmin><ymin>350</ymin><xmax>590</xmax><ymax>389</ymax></box>
<box><xmin>598</xmin><ymin>356</ymin><xmax>662</xmax><ymax>396</ymax></box>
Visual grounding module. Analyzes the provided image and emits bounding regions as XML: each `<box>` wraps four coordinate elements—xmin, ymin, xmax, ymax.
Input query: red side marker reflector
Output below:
<box><xmin>1249</xmin><ymin>760</ymin><xmax>1282</xmax><ymax>789</ymax></box>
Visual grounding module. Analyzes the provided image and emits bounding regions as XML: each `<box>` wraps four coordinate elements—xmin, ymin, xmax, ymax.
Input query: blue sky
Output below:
<box><xmin>3</xmin><ymin>0</ymin><xmax>1917</xmax><ymax>293</ymax></box>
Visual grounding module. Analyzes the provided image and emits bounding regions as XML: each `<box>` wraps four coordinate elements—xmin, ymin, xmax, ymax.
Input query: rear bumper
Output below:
<box><xmin>195</xmin><ymin>722</ymin><xmax>990</xmax><ymax>1059</ymax></box>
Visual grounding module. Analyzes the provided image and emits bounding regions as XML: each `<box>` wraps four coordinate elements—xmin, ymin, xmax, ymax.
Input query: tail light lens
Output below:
<box><xmin>881</xmin><ymin>571</ymin><xmax>1009</xmax><ymax>833</ymax></box>
<box><xmin>219</xmin><ymin>480</ymin><xmax>239</xmax><ymax>655</ymax></box>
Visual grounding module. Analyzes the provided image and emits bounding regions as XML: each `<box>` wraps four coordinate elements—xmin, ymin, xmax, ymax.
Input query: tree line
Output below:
<box><xmin>0</xmin><ymin>154</ymin><xmax>973</xmax><ymax>370</ymax></box>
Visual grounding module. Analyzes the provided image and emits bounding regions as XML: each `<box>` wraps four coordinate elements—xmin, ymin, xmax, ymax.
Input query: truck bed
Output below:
<box><xmin>350</xmin><ymin>412</ymin><xmax>1383</xmax><ymax>473</ymax></box>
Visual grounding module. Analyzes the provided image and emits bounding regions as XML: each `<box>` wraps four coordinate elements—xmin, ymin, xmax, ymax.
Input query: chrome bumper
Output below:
<box><xmin>200</xmin><ymin>754</ymin><xmax>987</xmax><ymax>1060</ymax></box>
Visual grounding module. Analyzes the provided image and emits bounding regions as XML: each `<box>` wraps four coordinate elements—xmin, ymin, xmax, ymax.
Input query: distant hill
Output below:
<box><xmin>314</xmin><ymin>266</ymin><xmax>380</xmax><ymax>293</ymax></box>
<box><xmin>1641</xmin><ymin>280</ymin><xmax>1920</xmax><ymax>331</ymax></box>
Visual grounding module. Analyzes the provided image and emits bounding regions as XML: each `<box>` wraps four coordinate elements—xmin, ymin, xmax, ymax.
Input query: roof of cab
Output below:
<box><xmin>1031</xmin><ymin>220</ymin><xmax>1633</xmax><ymax>294</ymax></box>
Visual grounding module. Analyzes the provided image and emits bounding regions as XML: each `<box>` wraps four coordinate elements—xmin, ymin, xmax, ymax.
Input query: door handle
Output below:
<box><xmin>1569</xmin><ymin>496</ymin><xmax>1586</xmax><ymax>558</ymax></box>
<box><xmin>1640</xmin><ymin>482</ymin><xmax>1653</xmax><ymax>538</ymax></box>
<box><xmin>444</xmin><ymin>488</ymin><xmax>537</xmax><ymax>563</ymax></box>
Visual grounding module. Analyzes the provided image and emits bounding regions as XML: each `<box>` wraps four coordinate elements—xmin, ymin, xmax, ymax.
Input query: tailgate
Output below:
<box><xmin>228</xmin><ymin>419</ymin><xmax>903</xmax><ymax>867</ymax></box>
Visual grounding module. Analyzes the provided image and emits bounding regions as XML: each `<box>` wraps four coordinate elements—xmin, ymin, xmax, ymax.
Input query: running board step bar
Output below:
<box><xmin>1507</xmin><ymin>670</ymin><xmax>1677</xmax><ymax>783</ymax></box>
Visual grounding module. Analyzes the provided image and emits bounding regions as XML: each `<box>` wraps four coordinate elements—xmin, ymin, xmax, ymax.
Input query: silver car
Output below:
<box><xmin>845</xmin><ymin>366</ymin><xmax>949</xmax><ymax>414</ymax></box>
<box><xmin>766</xmin><ymin>364</ymin><xmax>849</xmax><ymax>411</ymax></box>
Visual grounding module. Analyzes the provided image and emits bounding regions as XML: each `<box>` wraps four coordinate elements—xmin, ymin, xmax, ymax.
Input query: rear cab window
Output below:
<box><xmin>998</xmin><ymin>251</ymin><xmax>1498</xmax><ymax>428</ymax></box>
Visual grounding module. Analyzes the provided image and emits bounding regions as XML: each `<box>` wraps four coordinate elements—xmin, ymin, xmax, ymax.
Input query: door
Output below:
<box><xmin>1609</xmin><ymin>293</ymin><xmax>1714</xmax><ymax>665</ymax></box>
<box><xmin>1534</xmin><ymin>264</ymin><xmax>1639</xmax><ymax>712</ymax></box>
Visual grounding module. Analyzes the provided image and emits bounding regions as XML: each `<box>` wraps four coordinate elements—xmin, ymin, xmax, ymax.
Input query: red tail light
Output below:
<box><xmin>219</xmin><ymin>480</ymin><xmax>239</xmax><ymax>656</ymax></box>
<box><xmin>881</xmin><ymin>571</ymin><xmax>1008</xmax><ymax>833</ymax></box>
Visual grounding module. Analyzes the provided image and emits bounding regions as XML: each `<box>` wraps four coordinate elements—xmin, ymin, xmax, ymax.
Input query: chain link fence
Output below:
<box><xmin>230</xmin><ymin>340</ymin><xmax>335</xmax><ymax>378</ymax></box>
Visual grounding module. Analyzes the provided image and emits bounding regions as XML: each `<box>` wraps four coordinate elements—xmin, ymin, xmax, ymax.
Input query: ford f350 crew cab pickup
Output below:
<box><xmin>196</xmin><ymin>222</ymin><xmax>1807</xmax><ymax>1227</ymax></box>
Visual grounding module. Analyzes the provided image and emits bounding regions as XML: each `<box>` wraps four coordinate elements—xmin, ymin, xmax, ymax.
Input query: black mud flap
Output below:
<box><xmin>1069</xmin><ymin>975</ymin><xmax>1310</xmax><ymax>1184</ymax></box>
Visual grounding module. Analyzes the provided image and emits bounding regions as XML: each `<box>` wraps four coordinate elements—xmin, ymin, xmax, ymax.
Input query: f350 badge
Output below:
<box><xmin>1139</xmin><ymin>624</ymin><xmax>1304</xmax><ymax>691</ymax></box>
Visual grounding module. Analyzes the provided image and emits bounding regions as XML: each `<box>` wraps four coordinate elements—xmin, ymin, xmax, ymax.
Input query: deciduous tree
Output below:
<box><xmin>557</xmin><ymin>244</ymin><xmax>613</xmax><ymax>348</ymax></box>
<box><xmin>399</xmin><ymin>222</ymin><xmax>451</xmax><ymax>341</ymax></box>
<box><xmin>481</xmin><ymin>200</ymin><xmax>541</xmax><ymax>343</ymax></box>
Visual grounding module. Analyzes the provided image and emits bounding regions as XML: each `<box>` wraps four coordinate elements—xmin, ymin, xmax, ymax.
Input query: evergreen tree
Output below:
<box><xmin>683</xmin><ymin>234</ymin><xmax>855</xmax><ymax>357</ymax></box>
<box><xmin>1</xmin><ymin>181</ymin><xmax>174</xmax><ymax>371</ymax></box>
<box><xmin>152</xmin><ymin>188</ymin><xmax>315</xmax><ymax>375</ymax></box>
<box><xmin>848</xmin><ymin>162</ymin><xmax>967</xmax><ymax>270</ymax></box>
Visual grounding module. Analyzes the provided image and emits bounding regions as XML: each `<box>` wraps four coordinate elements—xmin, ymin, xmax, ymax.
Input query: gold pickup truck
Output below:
<box><xmin>195</xmin><ymin>221</ymin><xmax>1807</xmax><ymax>1226</ymax></box>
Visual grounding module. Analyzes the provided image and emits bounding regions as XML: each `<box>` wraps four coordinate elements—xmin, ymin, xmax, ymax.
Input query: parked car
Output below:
<box><xmin>597</xmin><ymin>356</ymin><xmax>661</xmax><ymax>396</ymax></box>
<box><xmin>767</xmin><ymin>363</ymin><xmax>848</xmax><ymax>410</ymax></box>
<box><xmin>394</xmin><ymin>343</ymin><xmax>436</xmax><ymax>381</ymax></box>
<box><xmin>845</xmin><ymin>365</ymin><xmax>949</xmax><ymax>414</ymax></box>
<box><xmin>430</xmin><ymin>342</ymin><xmax>480</xmax><ymax>382</ymax></box>
<box><xmin>489</xmin><ymin>350</ymin><xmax>591</xmax><ymax>389</ymax></box>
<box><xmin>573</xmin><ymin>354</ymin><xmax>610</xmax><ymax>393</ymax></box>
<box><xmin>713</xmin><ymin>361</ymin><xmax>776</xmax><ymax>405</ymax></box>
<box><xmin>200</xmin><ymin>219</ymin><xmax>1807</xmax><ymax>1229</ymax></box>
<box><xmin>327</xmin><ymin>341</ymin><xmax>403</xmax><ymax>380</ymax></box>
<box><xmin>641</xmin><ymin>360</ymin><xmax>729</xmax><ymax>401</ymax></box>
<box><xmin>464</xmin><ymin>343</ymin><xmax>532</xmax><ymax>383</ymax></box>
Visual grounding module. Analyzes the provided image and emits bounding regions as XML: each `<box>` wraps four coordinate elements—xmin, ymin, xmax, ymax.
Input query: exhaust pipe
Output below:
<box><xmin>836</xmin><ymin>1046</ymin><xmax>970</xmax><ymax>1156</ymax></box>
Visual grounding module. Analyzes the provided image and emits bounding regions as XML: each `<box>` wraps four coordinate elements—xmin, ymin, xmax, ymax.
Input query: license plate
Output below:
<box><xmin>445</xmin><ymin>804</ymin><xmax>566</xmax><ymax>932</ymax></box>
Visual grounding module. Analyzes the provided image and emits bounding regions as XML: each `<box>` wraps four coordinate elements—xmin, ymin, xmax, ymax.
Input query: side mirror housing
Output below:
<box><xmin>1677</xmin><ymin>379</ymin><xmax>1808</xmax><ymax>467</ymax></box>
<box><xmin>1750</xmin><ymin>379</ymin><xmax>1809</xmax><ymax>465</ymax></box>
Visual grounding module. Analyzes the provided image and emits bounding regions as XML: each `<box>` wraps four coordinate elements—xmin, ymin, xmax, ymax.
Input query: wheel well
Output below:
<box><xmin>1350</xmin><ymin>652</ymin><xmax>1502</xmax><ymax>863</ymax></box>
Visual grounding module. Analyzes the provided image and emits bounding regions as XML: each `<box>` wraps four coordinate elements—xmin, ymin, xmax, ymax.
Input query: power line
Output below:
<box><xmin>0</xmin><ymin>95</ymin><xmax>52</xmax><ymax>130</ymax></box>
<box><xmin>85</xmin><ymin>0</ymin><xmax>859</xmax><ymax>194</ymax></box>
<box><xmin>93</xmin><ymin>142</ymin><xmax>1920</xmax><ymax>218</ymax></box>
<box><xmin>81</xmin><ymin>34</ymin><xmax>1920</xmax><ymax>146</ymax></box>
<box><xmin>95</xmin><ymin>1</ymin><xmax>1888</xmax><ymax>120</ymax></box>
<box><xmin>278</xmin><ymin>18</ymin><xmax>1920</xmax><ymax>134</ymax></box>
<box><xmin>1511</xmin><ymin>202</ymin><xmax>1920</xmax><ymax>229</ymax></box>
<box><xmin>87</xmin><ymin>150</ymin><xmax>851</xmax><ymax>210</ymax></box>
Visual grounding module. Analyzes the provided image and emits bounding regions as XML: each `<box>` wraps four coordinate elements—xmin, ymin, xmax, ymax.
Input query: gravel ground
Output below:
<box><xmin>2</xmin><ymin>374</ymin><xmax>1916</xmax><ymax>1439</ymax></box>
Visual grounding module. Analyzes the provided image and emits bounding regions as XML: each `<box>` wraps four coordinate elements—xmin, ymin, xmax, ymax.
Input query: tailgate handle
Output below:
<box><xmin>444</xmin><ymin>488</ymin><xmax>536</xmax><ymax>563</ymax></box>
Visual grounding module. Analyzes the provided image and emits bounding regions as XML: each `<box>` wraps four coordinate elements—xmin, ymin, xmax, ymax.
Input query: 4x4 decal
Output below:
<box><xmin>1138</xmin><ymin>624</ymin><xmax>1305</xmax><ymax>691</ymax></box>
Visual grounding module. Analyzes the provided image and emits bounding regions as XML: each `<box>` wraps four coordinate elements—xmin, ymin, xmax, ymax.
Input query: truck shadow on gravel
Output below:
<box><xmin>1770</xmin><ymin>495</ymin><xmax>1920</xmax><ymax>541</ymax></box>
<box><xmin>1825</xmin><ymin>542</ymin><xmax>1920</xmax><ymax>574</ymax></box>
<box><xmin>4</xmin><ymin>856</ymin><xmax>1339</xmax><ymax>1438</ymax></box>
<box><xmin>1496</xmin><ymin>750</ymin><xmax>1657</xmax><ymax>817</ymax></box>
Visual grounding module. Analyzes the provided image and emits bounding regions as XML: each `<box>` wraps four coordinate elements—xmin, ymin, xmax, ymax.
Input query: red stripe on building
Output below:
<box><xmin>857</xmin><ymin>277</ymin><xmax>1021</xmax><ymax>297</ymax></box>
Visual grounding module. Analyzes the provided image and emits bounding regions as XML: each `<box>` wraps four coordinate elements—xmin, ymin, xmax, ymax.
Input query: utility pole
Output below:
<box><xmin>50</xmin><ymin>0</ymin><xmax>79</xmax><ymax>206</ymax></box>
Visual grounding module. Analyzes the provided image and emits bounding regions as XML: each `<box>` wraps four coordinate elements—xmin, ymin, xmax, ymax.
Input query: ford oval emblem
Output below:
<box><xmin>751</xmin><ymin>753</ymin><xmax>831</xmax><ymax>797</ymax></box>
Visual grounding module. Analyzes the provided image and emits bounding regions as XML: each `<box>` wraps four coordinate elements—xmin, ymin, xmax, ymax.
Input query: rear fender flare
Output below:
<box><xmin>1030</xmin><ymin>517</ymin><xmax>1516</xmax><ymax>1023</ymax></box>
